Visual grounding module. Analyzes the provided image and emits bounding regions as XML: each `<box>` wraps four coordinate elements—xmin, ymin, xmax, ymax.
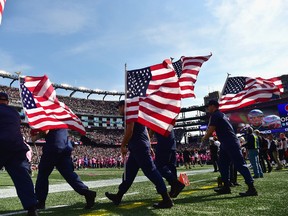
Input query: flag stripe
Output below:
<box><xmin>141</xmin><ymin>97</ymin><xmax>180</xmax><ymax>114</ymax></box>
<box><xmin>219</xmin><ymin>76</ymin><xmax>283</xmax><ymax>112</ymax></box>
<box><xmin>0</xmin><ymin>0</ymin><xmax>6</xmax><ymax>25</ymax></box>
<box><xmin>138</xmin><ymin>117</ymin><xmax>167</xmax><ymax>136</ymax></box>
<box><xmin>20</xmin><ymin>75</ymin><xmax>86</xmax><ymax>135</ymax></box>
<box><xmin>139</xmin><ymin>104</ymin><xmax>177</xmax><ymax>125</ymax></box>
<box><xmin>172</xmin><ymin>53</ymin><xmax>212</xmax><ymax>98</ymax></box>
<box><xmin>126</xmin><ymin>59</ymin><xmax>181</xmax><ymax>135</ymax></box>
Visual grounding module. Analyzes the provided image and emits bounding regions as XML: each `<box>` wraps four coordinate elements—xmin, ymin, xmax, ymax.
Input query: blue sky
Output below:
<box><xmin>0</xmin><ymin>0</ymin><xmax>288</xmax><ymax>107</ymax></box>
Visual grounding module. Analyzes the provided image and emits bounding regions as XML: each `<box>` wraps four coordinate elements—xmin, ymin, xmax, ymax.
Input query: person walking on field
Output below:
<box><xmin>255</xmin><ymin>130</ymin><xmax>272</xmax><ymax>173</ymax></box>
<box><xmin>242</xmin><ymin>127</ymin><xmax>263</xmax><ymax>178</ymax></box>
<box><xmin>183</xmin><ymin>147</ymin><xmax>191</xmax><ymax>169</ymax></box>
<box><xmin>201</xmin><ymin>100</ymin><xmax>257</xmax><ymax>196</ymax></box>
<box><xmin>32</xmin><ymin>128</ymin><xmax>96</xmax><ymax>210</ymax></box>
<box><xmin>0</xmin><ymin>92</ymin><xmax>38</xmax><ymax>216</ymax></box>
<box><xmin>267</xmin><ymin>134</ymin><xmax>283</xmax><ymax>170</ymax></box>
<box><xmin>209</xmin><ymin>136</ymin><xmax>219</xmax><ymax>172</ymax></box>
<box><xmin>105</xmin><ymin>100</ymin><xmax>173</xmax><ymax>208</ymax></box>
<box><xmin>149</xmin><ymin>129</ymin><xmax>185</xmax><ymax>198</ymax></box>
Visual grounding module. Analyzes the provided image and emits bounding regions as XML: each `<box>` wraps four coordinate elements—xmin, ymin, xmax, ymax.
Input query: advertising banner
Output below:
<box><xmin>226</xmin><ymin>101</ymin><xmax>288</xmax><ymax>134</ymax></box>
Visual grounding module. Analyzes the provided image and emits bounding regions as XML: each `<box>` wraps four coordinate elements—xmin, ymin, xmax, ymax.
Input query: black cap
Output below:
<box><xmin>207</xmin><ymin>99</ymin><xmax>219</xmax><ymax>107</ymax></box>
<box><xmin>0</xmin><ymin>92</ymin><xmax>8</xmax><ymax>101</ymax></box>
<box><xmin>116</xmin><ymin>100</ymin><xmax>125</xmax><ymax>108</ymax></box>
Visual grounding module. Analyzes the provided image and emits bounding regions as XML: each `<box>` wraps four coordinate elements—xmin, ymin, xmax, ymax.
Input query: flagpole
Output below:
<box><xmin>219</xmin><ymin>73</ymin><xmax>231</xmax><ymax>100</ymax></box>
<box><xmin>15</xmin><ymin>72</ymin><xmax>41</xmax><ymax>166</ymax></box>
<box><xmin>123</xmin><ymin>63</ymin><xmax>128</xmax><ymax>181</ymax></box>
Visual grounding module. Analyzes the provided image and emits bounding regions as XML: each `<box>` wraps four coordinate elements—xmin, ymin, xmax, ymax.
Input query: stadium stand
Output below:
<box><xmin>1</xmin><ymin>82</ymin><xmax>209</xmax><ymax>168</ymax></box>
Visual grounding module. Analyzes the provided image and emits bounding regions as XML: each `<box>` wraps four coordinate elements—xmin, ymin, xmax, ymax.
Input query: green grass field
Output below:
<box><xmin>0</xmin><ymin>165</ymin><xmax>287</xmax><ymax>216</ymax></box>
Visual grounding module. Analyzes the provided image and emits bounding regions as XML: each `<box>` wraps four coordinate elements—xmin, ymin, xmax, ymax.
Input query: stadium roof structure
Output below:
<box><xmin>0</xmin><ymin>70</ymin><xmax>125</xmax><ymax>100</ymax></box>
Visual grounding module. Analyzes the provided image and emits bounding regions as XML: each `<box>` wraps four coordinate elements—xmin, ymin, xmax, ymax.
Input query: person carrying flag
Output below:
<box><xmin>32</xmin><ymin>129</ymin><xmax>96</xmax><ymax>210</ymax></box>
<box><xmin>149</xmin><ymin>129</ymin><xmax>185</xmax><ymax>198</ymax></box>
<box><xmin>202</xmin><ymin>100</ymin><xmax>258</xmax><ymax>196</ymax></box>
<box><xmin>0</xmin><ymin>92</ymin><xmax>38</xmax><ymax>216</ymax></box>
<box><xmin>105</xmin><ymin>100</ymin><xmax>173</xmax><ymax>208</ymax></box>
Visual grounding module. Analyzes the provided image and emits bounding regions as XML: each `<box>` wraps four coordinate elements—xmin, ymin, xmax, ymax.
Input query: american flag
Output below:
<box><xmin>0</xmin><ymin>0</ymin><xmax>6</xmax><ymax>25</ymax></box>
<box><xmin>20</xmin><ymin>75</ymin><xmax>86</xmax><ymax>135</ymax></box>
<box><xmin>219</xmin><ymin>76</ymin><xmax>284</xmax><ymax>112</ymax></box>
<box><xmin>172</xmin><ymin>53</ymin><xmax>212</xmax><ymax>98</ymax></box>
<box><xmin>126</xmin><ymin>59</ymin><xmax>181</xmax><ymax>136</ymax></box>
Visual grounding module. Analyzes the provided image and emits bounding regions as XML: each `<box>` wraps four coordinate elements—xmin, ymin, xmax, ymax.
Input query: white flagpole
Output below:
<box><xmin>219</xmin><ymin>73</ymin><xmax>231</xmax><ymax>100</ymax></box>
<box><xmin>123</xmin><ymin>63</ymin><xmax>128</xmax><ymax>181</ymax></box>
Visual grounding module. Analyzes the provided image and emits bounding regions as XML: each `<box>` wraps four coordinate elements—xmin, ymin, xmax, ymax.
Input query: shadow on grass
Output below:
<box><xmin>31</xmin><ymin>199</ymin><xmax>166</xmax><ymax>216</ymax></box>
<box><xmin>0</xmin><ymin>198</ymin><xmax>172</xmax><ymax>216</ymax></box>
<box><xmin>0</xmin><ymin>183</ymin><xmax>16</xmax><ymax>187</ymax></box>
<box><xmin>172</xmin><ymin>184</ymin><xmax>258</xmax><ymax>209</ymax></box>
<box><xmin>175</xmin><ymin>191</ymin><xmax>243</xmax><ymax>206</ymax></box>
<box><xmin>0</xmin><ymin>190</ymin><xmax>263</xmax><ymax>216</ymax></box>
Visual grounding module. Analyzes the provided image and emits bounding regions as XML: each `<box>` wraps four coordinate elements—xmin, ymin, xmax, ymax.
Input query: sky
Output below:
<box><xmin>0</xmin><ymin>0</ymin><xmax>288</xmax><ymax>108</ymax></box>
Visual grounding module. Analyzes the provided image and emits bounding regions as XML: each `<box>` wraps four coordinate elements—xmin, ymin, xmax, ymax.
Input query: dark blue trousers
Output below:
<box><xmin>0</xmin><ymin>151</ymin><xmax>37</xmax><ymax>210</ymax></box>
<box><xmin>154</xmin><ymin>149</ymin><xmax>177</xmax><ymax>185</ymax></box>
<box><xmin>218</xmin><ymin>145</ymin><xmax>254</xmax><ymax>186</ymax></box>
<box><xmin>35</xmin><ymin>150</ymin><xmax>89</xmax><ymax>202</ymax></box>
<box><xmin>119</xmin><ymin>149</ymin><xmax>167</xmax><ymax>195</ymax></box>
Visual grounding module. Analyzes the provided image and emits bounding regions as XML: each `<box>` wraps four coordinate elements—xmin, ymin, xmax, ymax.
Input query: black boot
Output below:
<box><xmin>214</xmin><ymin>182</ymin><xmax>231</xmax><ymax>194</ymax></box>
<box><xmin>169</xmin><ymin>180</ymin><xmax>185</xmax><ymax>198</ymax></box>
<box><xmin>153</xmin><ymin>192</ymin><xmax>174</xmax><ymax>209</ymax></box>
<box><xmin>105</xmin><ymin>192</ymin><xmax>123</xmax><ymax>206</ymax></box>
<box><xmin>27</xmin><ymin>207</ymin><xmax>39</xmax><ymax>216</ymax></box>
<box><xmin>36</xmin><ymin>200</ymin><xmax>45</xmax><ymax>210</ymax></box>
<box><xmin>84</xmin><ymin>190</ymin><xmax>96</xmax><ymax>209</ymax></box>
<box><xmin>239</xmin><ymin>184</ymin><xmax>258</xmax><ymax>196</ymax></box>
<box><xmin>267</xmin><ymin>165</ymin><xmax>272</xmax><ymax>173</ymax></box>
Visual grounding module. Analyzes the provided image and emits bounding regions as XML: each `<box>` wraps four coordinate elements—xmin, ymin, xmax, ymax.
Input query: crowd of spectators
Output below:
<box><xmin>176</xmin><ymin>145</ymin><xmax>210</xmax><ymax>168</ymax></box>
<box><xmin>71</xmin><ymin>145</ymin><xmax>123</xmax><ymax>169</ymax></box>
<box><xmin>58</xmin><ymin>96</ymin><xmax>118</xmax><ymax>116</ymax></box>
<box><xmin>0</xmin><ymin>85</ymin><xmax>119</xmax><ymax>116</ymax></box>
<box><xmin>2</xmin><ymin>84</ymin><xmax>211</xmax><ymax>170</ymax></box>
<box><xmin>26</xmin><ymin>144</ymin><xmax>211</xmax><ymax>170</ymax></box>
<box><xmin>0</xmin><ymin>85</ymin><xmax>22</xmax><ymax>106</ymax></box>
<box><xmin>85</xmin><ymin>130</ymin><xmax>124</xmax><ymax>145</ymax></box>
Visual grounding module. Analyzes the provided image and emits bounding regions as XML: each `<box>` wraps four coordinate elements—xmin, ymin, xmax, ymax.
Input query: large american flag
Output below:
<box><xmin>172</xmin><ymin>53</ymin><xmax>212</xmax><ymax>98</ymax></box>
<box><xmin>126</xmin><ymin>59</ymin><xmax>181</xmax><ymax>136</ymax></box>
<box><xmin>219</xmin><ymin>76</ymin><xmax>284</xmax><ymax>112</ymax></box>
<box><xmin>20</xmin><ymin>75</ymin><xmax>86</xmax><ymax>135</ymax></box>
<box><xmin>0</xmin><ymin>0</ymin><xmax>6</xmax><ymax>25</ymax></box>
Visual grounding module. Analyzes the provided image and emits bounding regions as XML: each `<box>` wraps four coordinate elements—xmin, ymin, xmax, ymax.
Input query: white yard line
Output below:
<box><xmin>0</xmin><ymin>169</ymin><xmax>213</xmax><ymax>216</ymax></box>
<box><xmin>0</xmin><ymin>169</ymin><xmax>213</xmax><ymax>199</ymax></box>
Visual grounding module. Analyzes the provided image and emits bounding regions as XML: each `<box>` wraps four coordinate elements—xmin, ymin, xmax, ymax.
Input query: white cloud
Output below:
<box><xmin>203</xmin><ymin>0</ymin><xmax>288</xmax><ymax>77</ymax></box>
<box><xmin>0</xmin><ymin>50</ymin><xmax>32</xmax><ymax>73</ymax></box>
<box><xmin>6</xmin><ymin>2</ymin><xmax>95</xmax><ymax>35</ymax></box>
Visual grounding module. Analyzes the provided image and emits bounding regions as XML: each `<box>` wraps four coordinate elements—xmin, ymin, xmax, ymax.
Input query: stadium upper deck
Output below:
<box><xmin>0</xmin><ymin>71</ymin><xmax>208</xmax><ymax>134</ymax></box>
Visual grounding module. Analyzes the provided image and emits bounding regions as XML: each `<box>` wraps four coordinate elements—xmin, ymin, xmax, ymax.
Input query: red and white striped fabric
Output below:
<box><xmin>0</xmin><ymin>0</ymin><xmax>6</xmax><ymax>25</ymax></box>
<box><xmin>126</xmin><ymin>59</ymin><xmax>181</xmax><ymax>136</ymax></box>
<box><xmin>20</xmin><ymin>75</ymin><xmax>86</xmax><ymax>135</ymax></box>
<box><xmin>172</xmin><ymin>53</ymin><xmax>212</xmax><ymax>98</ymax></box>
<box><xmin>219</xmin><ymin>76</ymin><xmax>283</xmax><ymax>112</ymax></box>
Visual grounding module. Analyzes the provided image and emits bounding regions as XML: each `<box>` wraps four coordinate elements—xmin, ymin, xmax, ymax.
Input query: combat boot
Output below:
<box><xmin>84</xmin><ymin>190</ymin><xmax>96</xmax><ymax>209</ymax></box>
<box><xmin>35</xmin><ymin>201</ymin><xmax>45</xmax><ymax>210</ymax></box>
<box><xmin>214</xmin><ymin>182</ymin><xmax>231</xmax><ymax>194</ymax></box>
<box><xmin>239</xmin><ymin>184</ymin><xmax>258</xmax><ymax>196</ymax></box>
<box><xmin>27</xmin><ymin>207</ymin><xmax>38</xmax><ymax>216</ymax></box>
<box><xmin>105</xmin><ymin>192</ymin><xmax>123</xmax><ymax>206</ymax></box>
<box><xmin>153</xmin><ymin>192</ymin><xmax>174</xmax><ymax>208</ymax></box>
<box><xmin>169</xmin><ymin>180</ymin><xmax>185</xmax><ymax>198</ymax></box>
